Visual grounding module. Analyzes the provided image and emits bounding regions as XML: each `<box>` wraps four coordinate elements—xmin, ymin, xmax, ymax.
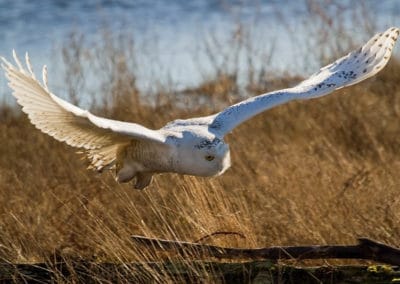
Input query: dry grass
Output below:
<box><xmin>1</xmin><ymin>6</ymin><xmax>400</xmax><ymax>282</ymax></box>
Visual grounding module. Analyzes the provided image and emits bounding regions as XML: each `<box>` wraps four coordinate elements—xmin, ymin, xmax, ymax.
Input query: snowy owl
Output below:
<box><xmin>2</xmin><ymin>27</ymin><xmax>399</xmax><ymax>189</ymax></box>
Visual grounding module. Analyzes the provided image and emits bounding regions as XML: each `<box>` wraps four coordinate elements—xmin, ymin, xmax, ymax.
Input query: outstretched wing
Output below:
<box><xmin>2</xmin><ymin>52</ymin><xmax>167</xmax><ymax>170</ymax></box>
<box><xmin>208</xmin><ymin>27</ymin><xmax>399</xmax><ymax>136</ymax></box>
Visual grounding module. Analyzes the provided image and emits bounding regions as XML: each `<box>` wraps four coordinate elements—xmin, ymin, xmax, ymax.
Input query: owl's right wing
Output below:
<box><xmin>208</xmin><ymin>27</ymin><xmax>399</xmax><ymax>136</ymax></box>
<box><xmin>2</xmin><ymin>52</ymin><xmax>167</xmax><ymax>170</ymax></box>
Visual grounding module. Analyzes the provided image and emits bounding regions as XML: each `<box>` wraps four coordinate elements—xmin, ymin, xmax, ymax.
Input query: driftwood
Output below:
<box><xmin>131</xmin><ymin>235</ymin><xmax>400</xmax><ymax>265</ymax></box>
<box><xmin>2</xmin><ymin>261</ymin><xmax>400</xmax><ymax>283</ymax></box>
<box><xmin>1</xmin><ymin>238</ymin><xmax>400</xmax><ymax>283</ymax></box>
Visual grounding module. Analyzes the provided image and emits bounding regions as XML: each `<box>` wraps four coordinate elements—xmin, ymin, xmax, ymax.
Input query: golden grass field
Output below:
<box><xmin>1</xmin><ymin>21</ymin><xmax>400</xmax><ymax>282</ymax></box>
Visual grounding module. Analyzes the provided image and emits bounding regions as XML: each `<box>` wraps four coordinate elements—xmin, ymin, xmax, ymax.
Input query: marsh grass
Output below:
<box><xmin>1</xmin><ymin>4</ymin><xmax>400</xmax><ymax>282</ymax></box>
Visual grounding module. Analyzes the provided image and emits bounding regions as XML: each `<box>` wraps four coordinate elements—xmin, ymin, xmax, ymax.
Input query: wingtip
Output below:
<box><xmin>389</xmin><ymin>26</ymin><xmax>400</xmax><ymax>39</ymax></box>
<box><xmin>362</xmin><ymin>27</ymin><xmax>400</xmax><ymax>74</ymax></box>
<box><xmin>24</xmin><ymin>52</ymin><xmax>36</xmax><ymax>79</ymax></box>
<box><xmin>383</xmin><ymin>27</ymin><xmax>400</xmax><ymax>44</ymax></box>
<box><xmin>12</xmin><ymin>50</ymin><xmax>22</xmax><ymax>68</ymax></box>
<box><xmin>42</xmin><ymin>65</ymin><xmax>49</xmax><ymax>91</ymax></box>
<box><xmin>0</xmin><ymin>55</ymin><xmax>12</xmax><ymax>69</ymax></box>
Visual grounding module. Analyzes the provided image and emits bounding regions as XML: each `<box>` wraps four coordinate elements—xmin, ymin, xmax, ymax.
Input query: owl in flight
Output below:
<box><xmin>2</xmin><ymin>27</ymin><xmax>399</xmax><ymax>189</ymax></box>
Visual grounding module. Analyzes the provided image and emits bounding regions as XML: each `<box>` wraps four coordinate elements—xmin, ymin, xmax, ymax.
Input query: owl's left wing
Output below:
<box><xmin>1</xmin><ymin>51</ymin><xmax>168</xmax><ymax>171</ymax></box>
<box><xmin>208</xmin><ymin>27</ymin><xmax>399</xmax><ymax>136</ymax></box>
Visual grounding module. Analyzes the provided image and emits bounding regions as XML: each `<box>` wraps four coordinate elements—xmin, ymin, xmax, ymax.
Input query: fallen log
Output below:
<box><xmin>131</xmin><ymin>236</ymin><xmax>400</xmax><ymax>265</ymax></box>
<box><xmin>1</xmin><ymin>261</ymin><xmax>400</xmax><ymax>283</ymax></box>
<box><xmin>2</xmin><ymin>238</ymin><xmax>400</xmax><ymax>282</ymax></box>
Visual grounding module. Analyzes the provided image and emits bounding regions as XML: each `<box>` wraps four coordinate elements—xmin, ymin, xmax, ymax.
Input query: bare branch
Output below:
<box><xmin>131</xmin><ymin>235</ymin><xmax>400</xmax><ymax>265</ymax></box>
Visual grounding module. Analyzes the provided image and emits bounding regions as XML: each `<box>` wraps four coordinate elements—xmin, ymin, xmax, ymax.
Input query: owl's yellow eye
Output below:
<box><xmin>205</xmin><ymin>155</ymin><xmax>215</xmax><ymax>161</ymax></box>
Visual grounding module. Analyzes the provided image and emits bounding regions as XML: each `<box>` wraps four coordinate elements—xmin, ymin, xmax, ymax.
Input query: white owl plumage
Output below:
<box><xmin>2</xmin><ymin>27</ymin><xmax>399</xmax><ymax>189</ymax></box>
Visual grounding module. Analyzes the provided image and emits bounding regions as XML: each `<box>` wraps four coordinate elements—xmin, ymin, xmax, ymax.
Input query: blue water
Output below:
<box><xmin>1</xmin><ymin>0</ymin><xmax>400</xmax><ymax>104</ymax></box>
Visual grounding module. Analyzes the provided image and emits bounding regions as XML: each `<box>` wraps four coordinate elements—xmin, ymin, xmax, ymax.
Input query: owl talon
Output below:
<box><xmin>133</xmin><ymin>172</ymin><xmax>153</xmax><ymax>190</ymax></box>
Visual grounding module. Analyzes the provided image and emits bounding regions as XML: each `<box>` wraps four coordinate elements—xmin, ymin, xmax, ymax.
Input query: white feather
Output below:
<box><xmin>1</xmin><ymin>55</ymin><xmax>167</xmax><ymax>147</ymax></box>
<box><xmin>208</xmin><ymin>27</ymin><xmax>400</xmax><ymax>136</ymax></box>
<box><xmin>1</xmin><ymin>53</ymin><xmax>168</xmax><ymax>172</ymax></box>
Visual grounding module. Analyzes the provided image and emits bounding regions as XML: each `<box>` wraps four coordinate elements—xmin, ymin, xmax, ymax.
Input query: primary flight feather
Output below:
<box><xmin>2</xmin><ymin>27</ymin><xmax>399</xmax><ymax>189</ymax></box>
